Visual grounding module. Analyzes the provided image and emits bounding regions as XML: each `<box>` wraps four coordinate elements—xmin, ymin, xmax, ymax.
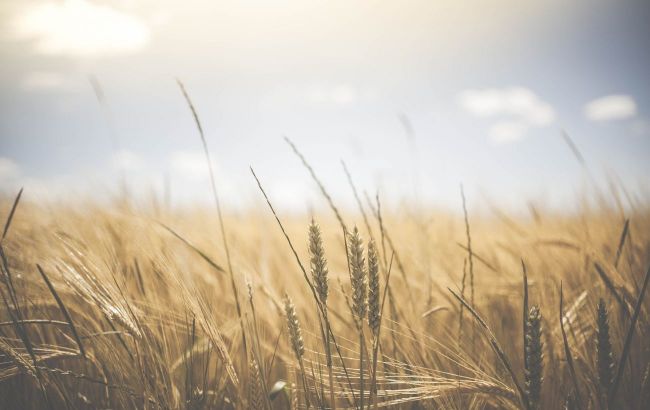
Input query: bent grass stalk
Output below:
<box><xmin>559</xmin><ymin>283</ymin><xmax>583</xmax><ymax>409</ymax></box>
<box><xmin>608</xmin><ymin>265</ymin><xmax>650</xmax><ymax>407</ymax></box>
<box><xmin>177</xmin><ymin>79</ymin><xmax>248</xmax><ymax>370</ymax></box>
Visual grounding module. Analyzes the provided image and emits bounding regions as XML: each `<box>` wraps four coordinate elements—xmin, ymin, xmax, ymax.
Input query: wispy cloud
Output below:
<box><xmin>458</xmin><ymin>87</ymin><xmax>555</xmax><ymax>143</ymax></box>
<box><xmin>458</xmin><ymin>87</ymin><xmax>555</xmax><ymax>125</ymax></box>
<box><xmin>584</xmin><ymin>95</ymin><xmax>637</xmax><ymax>121</ymax></box>
<box><xmin>12</xmin><ymin>0</ymin><xmax>150</xmax><ymax>57</ymax></box>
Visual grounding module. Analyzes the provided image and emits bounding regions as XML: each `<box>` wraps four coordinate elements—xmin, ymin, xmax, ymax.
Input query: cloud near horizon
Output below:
<box><xmin>584</xmin><ymin>94</ymin><xmax>638</xmax><ymax>121</ymax></box>
<box><xmin>457</xmin><ymin>87</ymin><xmax>555</xmax><ymax>143</ymax></box>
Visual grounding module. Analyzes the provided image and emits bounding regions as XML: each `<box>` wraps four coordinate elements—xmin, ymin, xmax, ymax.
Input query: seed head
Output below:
<box><xmin>248</xmin><ymin>358</ymin><xmax>264</xmax><ymax>410</ymax></box>
<box><xmin>525</xmin><ymin>305</ymin><xmax>544</xmax><ymax>410</ymax></box>
<box><xmin>348</xmin><ymin>226</ymin><xmax>367</xmax><ymax>324</ymax></box>
<box><xmin>367</xmin><ymin>239</ymin><xmax>380</xmax><ymax>336</ymax></box>
<box><xmin>308</xmin><ymin>220</ymin><xmax>329</xmax><ymax>306</ymax></box>
<box><xmin>596</xmin><ymin>298</ymin><xmax>614</xmax><ymax>396</ymax></box>
<box><xmin>284</xmin><ymin>294</ymin><xmax>305</xmax><ymax>359</ymax></box>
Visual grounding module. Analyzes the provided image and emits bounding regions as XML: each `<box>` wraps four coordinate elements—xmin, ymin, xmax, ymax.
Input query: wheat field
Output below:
<box><xmin>2</xmin><ymin>1</ymin><xmax>648</xmax><ymax>409</ymax></box>
<box><xmin>0</xmin><ymin>164</ymin><xmax>648</xmax><ymax>409</ymax></box>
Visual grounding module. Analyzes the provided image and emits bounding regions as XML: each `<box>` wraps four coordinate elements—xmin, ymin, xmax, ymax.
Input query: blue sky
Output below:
<box><xmin>0</xmin><ymin>0</ymin><xmax>649</xmax><ymax>212</ymax></box>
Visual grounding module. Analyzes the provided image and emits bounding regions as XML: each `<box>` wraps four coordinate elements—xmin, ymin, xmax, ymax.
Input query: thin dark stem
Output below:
<box><xmin>1</xmin><ymin>187</ymin><xmax>23</xmax><ymax>242</ymax></box>
<box><xmin>609</xmin><ymin>265</ymin><xmax>650</xmax><ymax>407</ymax></box>
<box><xmin>176</xmin><ymin>79</ymin><xmax>248</xmax><ymax>367</ymax></box>
<box><xmin>36</xmin><ymin>264</ymin><xmax>86</xmax><ymax>359</ymax></box>
<box><xmin>559</xmin><ymin>282</ymin><xmax>583</xmax><ymax>409</ymax></box>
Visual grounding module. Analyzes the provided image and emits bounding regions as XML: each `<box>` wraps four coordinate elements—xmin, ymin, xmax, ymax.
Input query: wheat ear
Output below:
<box><xmin>596</xmin><ymin>298</ymin><xmax>614</xmax><ymax>405</ymax></box>
<box><xmin>248</xmin><ymin>358</ymin><xmax>264</xmax><ymax>410</ymax></box>
<box><xmin>525</xmin><ymin>306</ymin><xmax>543</xmax><ymax>410</ymax></box>
<box><xmin>284</xmin><ymin>294</ymin><xmax>309</xmax><ymax>408</ymax></box>
<box><xmin>348</xmin><ymin>226</ymin><xmax>367</xmax><ymax>409</ymax></box>
<box><xmin>308</xmin><ymin>220</ymin><xmax>336</xmax><ymax>409</ymax></box>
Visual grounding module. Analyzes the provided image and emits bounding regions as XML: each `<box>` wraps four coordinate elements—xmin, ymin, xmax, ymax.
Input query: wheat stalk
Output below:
<box><xmin>367</xmin><ymin>239</ymin><xmax>381</xmax><ymax>408</ymax></box>
<box><xmin>559</xmin><ymin>282</ymin><xmax>583</xmax><ymax>409</ymax></box>
<box><xmin>308</xmin><ymin>220</ymin><xmax>336</xmax><ymax>409</ymax></box>
<box><xmin>460</xmin><ymin>185</ymin><xmax>476</xmax><ymax>352</ymax></box>
<box><xmin>348</xmin><ymin>226</ymin><xmax>368</xmax><ymax>409</ymax></box>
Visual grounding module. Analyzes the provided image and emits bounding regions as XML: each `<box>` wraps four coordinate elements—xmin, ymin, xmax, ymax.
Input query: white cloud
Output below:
<box><xmin>489</xmin><ymin>121</ymin><xmax>527</xmax><ymax>143</ymax></box>
<box><xmin>458</xmin><ymin>87</ymin><xmax>555</xmax><ymax>125</ymax></box>
<box><xmin>111</xmin><ymin>150</ymin><xmax>144</xmax><ymax>172</ymax></box>
<box><xmin>12</xmin><ymin>0</ymin><xmax>150</xmax><ymax>57</ymax></box>
<box><xmin>584</xmin><ymin>95</ymin><xmax>637</xmax><ymax>121</ymax></box>
<box><xmin>458</xmin><ymin>87</ymin><xmax>556</xmax><ymax>143</ymax></box>
<box><xmin>0</xmin><ymin>158</ymin><xmax>20</xmax><ymax>180</ymax></box>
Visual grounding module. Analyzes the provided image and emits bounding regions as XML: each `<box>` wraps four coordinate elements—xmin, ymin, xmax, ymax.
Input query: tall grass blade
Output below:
<box><xmin>559</xmin><ymin>282</ymin><xmax>582</xmax><ymax>409</ymax></box>
<box><xmin>1</xmin><ymin>187</ymin><xmax>23</xmax><ymax>242</ymax></box>
<box><xmin>608</xmin><ymin>265</ymin><xmax>650</xmax><ymax>407</ymax></box>
<box><xmin>36</xmin><ymin>264</ymin><xmax>86</xmax><ymax>359</ymax></box>
<box><xmin>448</xmin><ymin>288</ymin><xmax>527</xmax><ymax>409</ymax></box>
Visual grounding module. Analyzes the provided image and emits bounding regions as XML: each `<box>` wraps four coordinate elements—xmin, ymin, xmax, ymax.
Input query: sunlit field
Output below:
<box><xmin>1</xmin><ymin>155</ymin><xmax>648</xmax><ymax>409</ymax></box>
<box><xmin>2</xmin><ymin>1</ymin><xmax>650</xmax><ymax>409</ymax></box>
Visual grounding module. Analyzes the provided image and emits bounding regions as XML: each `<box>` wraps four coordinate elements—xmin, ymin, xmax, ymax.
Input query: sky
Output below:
<box><xmin>0</xmin><ymin>0</ymin><xmax>649</xmax><ymax>213</ymax></box>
